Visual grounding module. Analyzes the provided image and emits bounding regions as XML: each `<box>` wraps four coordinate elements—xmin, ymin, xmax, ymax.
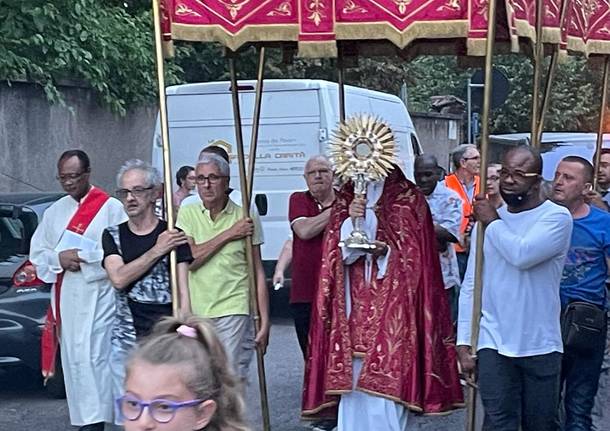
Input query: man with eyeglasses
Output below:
<box><xmin>457</xmin><ymin>146</ymin><xmax>573</xmax><ymax>431</ymax></box>
<box><xmin>101</xmin><ymin>160</ymin><xmax>193</xmax><ymax>420</ymax></box>
<box><xmin>176</xmin><ymin>152</ymin><xmax>270</xmax><ymax>383</ymax></box>
<box><xmin>180</xmin><ymin>144</ymin><xmax>249</xmax><ymax>210</ymax></box>
<box><xmin>487</xmin><ymin>163</ymin><xmax>504</xmax><ymax>209</ymax></box>
<box><xmin>286</xmin><ymin>155</ymin><xmax>336</xmax><ymax>356</ymax></box>
<box><xmin>444</xmin><ymin>144</ymin><xmax>481</xmax><ymax>280</ymax></box>
<box><xmin>277</xmin><ymin>155</ymin><xmax>337</xmax><ymax>431</ymax></box>
<box><xmin>30</xmin><ymin>150</ymin><xmax>127</xmax><ymax>431</ymax></box>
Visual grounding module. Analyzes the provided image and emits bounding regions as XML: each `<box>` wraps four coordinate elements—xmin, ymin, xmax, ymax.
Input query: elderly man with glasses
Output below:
<box><xmin>101</xmin><ymin>159</ymin><xmax>193</xmax><ymax>424</ymax></box>
<box><xmin>30</xmin><ymin>150</ymin><xmax>127</xmax><ymax>431</ymax></box>
<box><xmin>444</xmin><ymin>144</ymin><xmax>482</xmax><ymax>280</ymax></box>
<box><xmin>458</xmin><ymin>146</ymin><xmax>573</xmax><ymax>431</ymax></box>
<box><xmin>176</xmin><ymin>152</ymin><xmax>270</xmax><ymax>383</ymax></box>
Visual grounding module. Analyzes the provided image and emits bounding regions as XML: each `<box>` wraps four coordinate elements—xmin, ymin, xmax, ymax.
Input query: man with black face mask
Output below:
<box><xmin>457</xmin><ymin>146</ymin><xmax>573</xmax><ymax>431</ymax></box>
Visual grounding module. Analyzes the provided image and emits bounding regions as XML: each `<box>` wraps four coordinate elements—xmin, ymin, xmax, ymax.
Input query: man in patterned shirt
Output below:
<box><xmin>102</xmin><ymin>159</ymin><xmax>192</xmax><ymax>420</ymax></box>
<box><xmin>415</xmin><ymin>154</ymin><xmax>463</xmax><ymax>322</ymax></box>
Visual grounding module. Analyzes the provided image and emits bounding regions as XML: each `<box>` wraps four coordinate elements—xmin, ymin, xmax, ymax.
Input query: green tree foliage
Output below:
<box><xmin>0</xmin><ymin>0</ymin><xmax>184</xmax><ymax>115</ymax></box>
<box><xmin>490</xmin><ymin>55</ymin><xmax>601</xmax><ymax>133</ymax></box>
<box><xmin>0</xmin><ymin>0</ymin><xmax>603</xmax><ymax>132</ymax></box>
<box><xmin>257</xmin><ymin>53</ymin><xmax>601</xmax><ymax>134</ymax></box>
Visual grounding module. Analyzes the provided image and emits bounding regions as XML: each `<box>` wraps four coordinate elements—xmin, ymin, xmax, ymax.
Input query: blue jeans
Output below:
<box><xmin>561</xmin><ymin>312</ymin><xmax>608</xmax><ymax>431</ymax></box>
<box><xmin>478</xmin><ymin>348</ymin><xmax>562</xmax><ymax>431</ymax></box>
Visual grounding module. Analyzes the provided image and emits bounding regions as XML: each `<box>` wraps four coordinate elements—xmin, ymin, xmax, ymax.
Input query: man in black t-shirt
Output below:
<box><xmin>102</xmin><ymin>160</ymin><xmax>192</xmax><ymax>420</ymax></box>
<box><xmin>103</xmin><ymin>159</ymin><xmax>192</xmax><ymax>337</ymax></box>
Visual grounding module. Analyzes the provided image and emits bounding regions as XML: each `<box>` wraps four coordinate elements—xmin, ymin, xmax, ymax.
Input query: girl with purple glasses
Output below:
<box><xmin>117</xmin><ymin>314</ymin><xmax>249</xmax><ymax>431</ymax></box>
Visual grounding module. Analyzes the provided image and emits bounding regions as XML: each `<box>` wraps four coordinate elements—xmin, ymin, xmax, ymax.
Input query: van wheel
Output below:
<box><xmin>45</xmin><ymin>353</ymin><xmax>66</xmax><ymax>399</ymax></box>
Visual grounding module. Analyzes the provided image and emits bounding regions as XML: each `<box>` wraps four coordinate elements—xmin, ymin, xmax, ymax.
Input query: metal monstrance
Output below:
<box><xmin>329</xmin><ymin>114</ymin><xmax>397</xmax><ymax>250</ymax></box>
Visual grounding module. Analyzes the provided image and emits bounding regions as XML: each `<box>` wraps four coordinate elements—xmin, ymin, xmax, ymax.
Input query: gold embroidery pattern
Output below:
<box><xmin>160</xmin><ymin>0</ymin><xmax>170</xmax><ymax>23</ymax></box>
<box><xmin>307</xmin><ymin>0</ymin><xmax>327</xmax><ymax>26</ymax></box>
<box><xmin>544</xmin><ymin>0</ymin><xmax>561</xmax><ymax>21</ymax></box>
<box><xmin>176</xmin><ymin>3</ymin><xmax>203</xmax><ymax>16</ymax></box>
<box><xmin>343</xmin><ymin>0</ymin><xmax>368</xmax><ymax>14</ymax></box>
<box><xmin>267</xmin><ymin>1</ymin><xmax>293</xmax><ymax>16</ymax></box>
<box><xmin>574</xmin><ymin>0</ymin><xmax>599</xmax><ymax>33</ymax></box>
<box><xmin>436</xmin><ymin>0</ymin><xmax>462</xmax><ymax>12</ymax></box>
<box><xmin>475</xmin><ymin>0</ymin><xmax>489</xmax><ymax>18</ymax></box>
<box><xmin>393</xmin><ymin>0</ymin><xmax>413</xmax><ymax>14</ymax></box>
<box><xmin>217</xmin><ymin>0</ymin><xmax>252</xmax><ymax>19</ymax></box>
<box><xmin>305</xmin><ymin>176</ymin><xmax>463</xmax><ymax>414</ymax></box>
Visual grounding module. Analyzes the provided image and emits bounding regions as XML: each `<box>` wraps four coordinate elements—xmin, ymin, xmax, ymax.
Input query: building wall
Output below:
<box><xmin>411</xmin><ymin>112</ymin><xmax>464</xmax><ymax>171</ymax></box>
<box><xmin>0</xmin><ymin>82</ymin><xmax>156</xmax><ymax>193</ymax></box>
<box><xmin>0</xmin><ymin>82</ymin><xmax>465</xmax><ymax>194</ymax></box>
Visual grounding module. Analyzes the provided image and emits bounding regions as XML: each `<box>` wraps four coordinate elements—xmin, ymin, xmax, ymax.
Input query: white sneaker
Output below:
<box><xmin>310</xmin><ymin>420</ymin><xmax>337</xmax><ymax>431</ymax></box>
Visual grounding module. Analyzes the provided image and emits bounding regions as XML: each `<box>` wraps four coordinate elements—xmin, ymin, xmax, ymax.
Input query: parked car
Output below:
<box><xmin>0</xmin><ymin>192</ymin><xmax>66</xmax><ymax>398</ymax></box>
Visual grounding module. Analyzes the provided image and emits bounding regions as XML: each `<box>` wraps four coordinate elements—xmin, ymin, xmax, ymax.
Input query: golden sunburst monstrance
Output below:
<box><xmin>328</xmin><ymin>114</ymin><xmax>397</xmax><ymax>250</ymax></box>
<box><xmin>328</xmin><ymin>114</ymin><xmax>397</xmax><ymax>184</ymax></box>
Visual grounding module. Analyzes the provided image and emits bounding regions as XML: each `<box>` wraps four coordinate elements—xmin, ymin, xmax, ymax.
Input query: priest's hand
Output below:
<box><xmin>349</xmin><ymin>196</ymin><xmax>366</xmax><ymax>222</ymax></box>
<box><xmin>153</xmin><ymin>229</ymin><xmax>188</xmax><ymax>256</ymax></box>
<box><xmin>367</xmin><ymin>240</ymin><xmax>389</xmax><ymax>258</ymax></box>
<box><xmin>59</xmin><ymin>249</ymin><xmax>84</xmax><ymax>272</ymax></box>
<box><xmin>473</xmin><ymin>194</ymin><xmax>499</xmax><ymax>226</ymax></box>
<box><xmin>457</xmin><ymin>345</ymin><xmax>476</xmax><ymax>375</ymax></box>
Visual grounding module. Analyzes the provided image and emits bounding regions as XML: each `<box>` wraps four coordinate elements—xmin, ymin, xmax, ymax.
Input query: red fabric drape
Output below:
<box><xmin>302</xmin><ymin>168</ymin><xmax>464</xmax><ymax>417</ymax></box>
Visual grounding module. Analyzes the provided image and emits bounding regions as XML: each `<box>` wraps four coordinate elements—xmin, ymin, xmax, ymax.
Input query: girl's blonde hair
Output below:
<box><xmin>126</xmin><ymin>314</ymin><xmax>250</xmax><ymax>431</ymax></box>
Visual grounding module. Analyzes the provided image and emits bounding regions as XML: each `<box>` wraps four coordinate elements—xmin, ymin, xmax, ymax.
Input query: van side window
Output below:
<box><xmin>411</xmin><ymin>134</ymin><xmax>422</xmax><ymax>156</ymax></box>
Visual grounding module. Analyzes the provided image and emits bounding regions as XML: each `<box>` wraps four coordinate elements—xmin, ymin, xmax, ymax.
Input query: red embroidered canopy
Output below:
<box><xmin>160</xmin><ymin>0</ymin><xmax>609</xmax><ymax>57</ymax></box>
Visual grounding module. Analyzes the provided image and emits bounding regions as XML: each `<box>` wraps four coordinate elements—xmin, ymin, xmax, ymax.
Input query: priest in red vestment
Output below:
<box><xmin>302</xmin><ymin>167</ymin><xmax>464</xmax><ymax>430</ymax></box>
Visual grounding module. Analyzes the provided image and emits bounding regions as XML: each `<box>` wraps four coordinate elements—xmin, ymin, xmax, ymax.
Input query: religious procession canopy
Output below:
<box><xmin>160</xmin><ymin>0</ymin><xmax>610</xmax><ymax>57</ymax></box>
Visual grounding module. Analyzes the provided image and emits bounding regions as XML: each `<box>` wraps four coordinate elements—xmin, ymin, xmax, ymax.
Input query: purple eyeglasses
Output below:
<box><xmin>116</xmin><ymin>395</ymin><xmax>204</xmax><ymax>423</ymax></box>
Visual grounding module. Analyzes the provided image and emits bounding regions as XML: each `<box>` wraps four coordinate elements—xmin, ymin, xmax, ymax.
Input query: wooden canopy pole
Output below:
<box><xmin>151</xmin><ymin>0</ymin><xmax>179</xmax><ymax>315</ymax></box>
<box><xmin>228</xmin><ymin>53</ymin><xmax>272</xmax><ymax>431</ymax></box>
<box><xmin>531</xmin><ymin>0</ymin><xmax>545</xmax><ymax>148</ymax></box>
<box><xmin>593</xmin><ymin>56</ymin><xmax>610</xmax><ymax>189</ymax></box>
<box><xmin>247</xmin><ymin>47</ymin><xmax>266</xmax><ymax>202</ymax></box>
<box><xmin>535</xmin><ymin>0</ymin><xmax>571</xmax><ymax>145</ymax></box>
<box><xmin>466</xmin><ymin>0</ymin><xmax>496</xmax><ymax>427</ymax></box>
<box><xmin>337</xmin><ymin>44</ymin><xmax>347</xmax><ymax>123</ymax></box>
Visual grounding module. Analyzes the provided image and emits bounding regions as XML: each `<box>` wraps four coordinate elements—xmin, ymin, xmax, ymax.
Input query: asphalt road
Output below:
<box><xmin>1</xmin><ymin>319</ymin><xmax>607</xmax><ymax>431</ymax></box>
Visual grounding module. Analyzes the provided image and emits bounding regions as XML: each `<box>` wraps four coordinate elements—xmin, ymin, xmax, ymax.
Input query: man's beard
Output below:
<box><xmin>500</xmin><ymin>189</ymin><xmax>529</xmax><ymax>206</ymax></box>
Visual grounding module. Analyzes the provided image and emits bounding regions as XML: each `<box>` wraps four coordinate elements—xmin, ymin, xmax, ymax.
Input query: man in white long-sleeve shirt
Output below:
<box><xmin>457</xmin><ymin>146</ymin><xmax>573</xmax><ymax>431</ymax></box>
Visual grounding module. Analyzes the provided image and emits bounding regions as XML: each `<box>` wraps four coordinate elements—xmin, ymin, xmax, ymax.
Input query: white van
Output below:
<box><xmin>152</xmin><ymin>79</ymin><xmax>421</xmax><ymax>271</ymax></box>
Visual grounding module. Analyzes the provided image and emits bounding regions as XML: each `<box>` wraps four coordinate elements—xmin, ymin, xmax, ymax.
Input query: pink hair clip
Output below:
<box><xmin>176</xmin><ymin>324</ymin><xmax>197</xmax><ymax>338</ymax></box>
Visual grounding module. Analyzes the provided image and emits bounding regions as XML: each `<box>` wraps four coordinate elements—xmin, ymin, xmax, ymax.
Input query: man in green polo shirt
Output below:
<box><xmin>176</xmin><ymin>152</ymin><xmax>270</xmax><ymax>381</ymax></box>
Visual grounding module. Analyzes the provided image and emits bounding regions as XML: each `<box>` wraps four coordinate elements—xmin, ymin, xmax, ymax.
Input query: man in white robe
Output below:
<box><xmin>30</xmin><ymin>150</ymin><xmax>126</xmax><ymax>431</ymax></box>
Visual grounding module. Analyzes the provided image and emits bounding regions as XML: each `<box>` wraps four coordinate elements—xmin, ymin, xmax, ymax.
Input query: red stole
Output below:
<box><xmin>302</xmin><ymin>169</ymin><xmax>464</xmax><ymax>417</ymax></box>
<box><xmin>41</xmin><ymin>188</ymin><xmax>110</xmax><ymax>380</ymax></box>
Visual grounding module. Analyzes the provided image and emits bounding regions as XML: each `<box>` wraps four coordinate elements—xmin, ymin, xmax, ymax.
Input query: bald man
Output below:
<box><xmin>289</xmin><ymin>155</ymin><xmax>337</xmax><ymax>431</ymax></box>
<box><xmin>457</xmin><ymin>146</ymin><xmax>573</xmax><ymax>431</ymax></box>
<box><xmin>414</xmin><ymin>154</ymin><xmax>463</xmax><ymax>322</ymax></box>
<box><xmin>289</xmin><ymin>155</ymin><xmax>336</xmax><ymax>357</ymax></box>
